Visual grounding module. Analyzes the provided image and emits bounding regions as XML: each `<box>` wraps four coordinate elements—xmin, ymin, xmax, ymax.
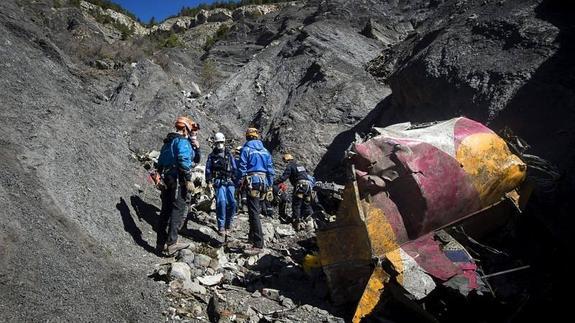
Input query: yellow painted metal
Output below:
<box><xmin>363</xmin><ymin>202</ymin><xmax>400</xmax><ymax>256</ymax></box>
<box><xmin>456</xmin><ymin>133</ymin><xmax>527</xmax><ymax>207</ymax></box>
<box><xmin>384</xmin><ymin>249</ymin><xmax>405</xmax><ymax>285</ymax></box>
<box><xmin>352</xmin><ymin>265</ymin><xmax>390</xmax><ymax>323</ymax></box>
<box><xmin>318</xmin><ymin>180</ymin><xmax>372</xmax><ymax>267</ymax></box>
<box><xmin>303</xmin><ymin>253</ymin><xmax>322</xmax><ymax>274</ymax></box>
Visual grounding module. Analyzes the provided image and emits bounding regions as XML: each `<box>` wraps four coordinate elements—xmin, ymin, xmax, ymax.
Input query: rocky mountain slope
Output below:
<box><xmin>1</xmin><ymin>0</ymin><xmax>573</xmax><ymax>321</ymax></box>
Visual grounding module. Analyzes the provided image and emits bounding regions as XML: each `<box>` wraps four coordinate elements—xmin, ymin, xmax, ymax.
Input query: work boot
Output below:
<box><xmin>218</xmin><ymin>228</ymin><xmax>227</xmax><ymax>242</ymax></box>
<box><xmin>225</xmin><ymin>227</ymin><xmax>235</xmax><ymax>242</ymax></box>
<box><xmin>165</xmin><ymin>241</ymin><xmax>190</xmax><ymax>256</ymax></box>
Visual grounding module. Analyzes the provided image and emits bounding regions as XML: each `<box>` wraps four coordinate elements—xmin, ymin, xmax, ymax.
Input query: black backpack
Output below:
<box><xmin>211</xmin><ymin>149</ymin><xmax>232</xmax><ymax>180</ymax></box>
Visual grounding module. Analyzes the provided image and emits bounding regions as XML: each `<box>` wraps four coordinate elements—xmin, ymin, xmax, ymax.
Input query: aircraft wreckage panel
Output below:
<box><xmin>317</xmin><ymin>117</ymin><xmax>527</xmax><ymax>321</ymax></box>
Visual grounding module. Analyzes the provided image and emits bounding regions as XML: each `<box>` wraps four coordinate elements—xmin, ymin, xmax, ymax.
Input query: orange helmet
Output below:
<box><xmin>245</xmin><ymin>127</ymin><xmax>259</xmax><ymax>139</ymax></box>
<box><xmin>175</xmin><ymin>116</ymin><xmax>195</xmax><ymax>132</ymax></box>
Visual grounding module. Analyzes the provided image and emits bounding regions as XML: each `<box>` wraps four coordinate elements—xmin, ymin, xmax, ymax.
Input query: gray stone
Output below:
<box><xmin>176</xmin><ymin>248</ymin><xmax>194</xmax><ymax>261</ymax></box>
<box><xmin>190</xmin><ymin>268</ymin><xmax>204</xmax><ymax>279</ymax></box>
<box><xmin>274</xmin><ymin>224</ymin><xmax>296</xmax><ymax>237</ymax></box>
<box><xmin>169</xmin><ymin>262</ymin><xmax>191</xmax><ymax>282</ymax></box>
<box><xmin>262</xmin><ymin>222</ymin><xmax>274</xmax><ymax>243</ymax></box>
<box><xmin>206</xmin><ymin>9</ymin><xmax>233</xmax><ymax>22</ymax></box>
<box><xmin>280</xmin><ymin>296</ymin><xmax>295</xmax><ymax>308</ymax></box>
<box><xmin>222</xmin><ymin>270</ymin><xmax>235</xmax><ymax>284</ymax></box>
<box><xmin>209</xmin><ymin>258</ymin><xmax>220</xmax><ymax>270</ymax></box>
<box><xmin>260</xmin><ymin>288</ymin><xmax>280</xmax><ymax>301</ymax></box>
<box><xmin>193</xmin><ymin>254</ymin><xmax>213</xmax><ymax>268</ymax></box>
<box><xmin>183</xmin><ymin>279</ymin><xmax>207</xmax><ymax>295</ymax></box>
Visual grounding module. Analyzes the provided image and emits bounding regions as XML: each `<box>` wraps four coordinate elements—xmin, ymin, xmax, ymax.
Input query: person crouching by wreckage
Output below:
<box><xmin>152</xmin><ymin>116</ymin><xmax>199</xmax><ymax>256</ymax></box>
<box><xmin>205</xmin><ymin>132</ymin><xmax>238</xmax><ymax>241</ymax></box>
<box><xmin>274</xmin><ymin>153</ymin><xmax>314</xmax><ymax>231</ymax></box>
<box><xmin>238</xmin><ymin>127</ymin><xmax>275</xmax><ymax>253</ymax></box>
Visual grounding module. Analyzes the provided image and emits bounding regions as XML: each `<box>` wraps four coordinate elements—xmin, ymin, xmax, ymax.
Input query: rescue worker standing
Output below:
<box><xmin>274</xmin><ymin>154</ymin><xmax>313</xmax><ymax>230</ymax></box>
<box><xmin>238</xmin><ymin>128</ymin><xmax>274</xmax><ymax>251</ymax></box>
<box><xmin>155</xmin><ymin>116</ymin><xmax>197</xmax><ymax>256</ymax></box>
<box><xmin>205</xmin><ymin>133</ymin><xmax>237</xmax><ymax>239</ymax></box>
<box><xmin>189</xmin><ymin>127</ymin><xmax>202</xmax><ymax>164</ymax></box>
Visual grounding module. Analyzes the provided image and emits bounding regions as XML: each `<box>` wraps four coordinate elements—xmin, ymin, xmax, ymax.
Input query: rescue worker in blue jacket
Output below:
<box><xmin>155</xmin><ymin>116</ymin><xmax>197</xmax><ymax>256</ymax></box>
<box><xmin>274</xmin><ymin>153</ymin><xmax>313</xmax><ymax>230</ymax></box>
<box><xmin>238</xmin><ymin>128</ymin><xmax>274</xmax><ymax>251</ymax></box>
<box><xmin>205</xmin><ymin>133</ymin><xmax>237</xmax><ymax>240</ymax></box>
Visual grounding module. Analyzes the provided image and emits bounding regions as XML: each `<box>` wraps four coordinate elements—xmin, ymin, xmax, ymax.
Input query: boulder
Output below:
<box><xmin>260</xmin><ymin>288</ymin><xmax>280</xmax><ymax>301</ymax></box>
<box><xmin>169</xmin><ymin>262</ymin><xmax>191</xmax><ymax>282</ymax></box>
<box><xmin>193</xmin><ymin>254</ymin><xmax>213</xmax><ymax>268</ymax></box>
<box><xmin>183</xmin><ymin>279</ymin><xmax>207</xmax><ymax>294</ymax></box>
<box><xmin>206</xmin><ymin>9</ymin><xmax>233</xmax><ymax>23</ymax></box>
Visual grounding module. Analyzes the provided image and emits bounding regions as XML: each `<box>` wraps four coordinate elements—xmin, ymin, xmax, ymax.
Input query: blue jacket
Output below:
<box><xmin>205</xmin><ymin>148</ymin><xmax>237</xmax><ymax>184</ymax></box>
<box><xmin>239</xmin><ymin>139</ymin><xmax>274</xmax><ymax>186</ymax></box>
<box><xmin>157</xmin><ymin>133</ymin><xmax>194</xmax><ymax>181</ymax></box>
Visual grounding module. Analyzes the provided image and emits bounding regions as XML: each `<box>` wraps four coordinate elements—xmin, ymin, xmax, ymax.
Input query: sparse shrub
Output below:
<box><xmin>162</xmin><ymin>32</ymin><xmax>182</xmax><ymax>48</ymax></box>
<box><xmin>201</xmin><ymin>58</ymin><xmax>221</xmax><ymax>88</ymax></box>
<box><xmin>84</xmin><ymin>0</ymin><xmax>138</xmax><ymax>21</ymax></box>
<box><xmin>115</xmin><ymin>22</ymin><xmax>134</xmax><ymax>40</ymax></box>
<box><xmin>203</xmin><ymin>24</ymin><xmax>230</xmax><ymax>51</ymax></box>
<box><xmin>53</xmin><ymin>0</ymin><xmax>62</xmax><ymax>9</ymax></box>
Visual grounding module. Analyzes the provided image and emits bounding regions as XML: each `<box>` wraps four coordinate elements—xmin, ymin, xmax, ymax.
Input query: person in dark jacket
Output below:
<box><xmin>238</xmin><ymin>127</ymin><xmax>274</xmax><ymax>252</ymax></box>
<box><xmin>189</xmin><ymin>128</ymin><xmax>202</xmax><ymax>164</ymax></box>
<box><xmin>205</xmin><ymin>132</ymin><xmax>237</xmax><ymax>240</ymax></box>
<box><xmin>155</xmin><ymin>116</ymin><xmax>197</xmax><ymax>256</ymax></box>
<box><xmin>274</xmin><ymin>153</ymin><xmax>313</xmax><ymax>229</ymax></box>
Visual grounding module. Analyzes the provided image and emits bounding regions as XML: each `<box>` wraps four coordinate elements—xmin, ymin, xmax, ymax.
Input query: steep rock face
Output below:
<box><xmin>0</xmin><ymin>1</ymin><xmax>165</xmax><ymax>321</ymax></box>
<box><xmin>194</xmin><ymin>0</ymin><xmax>427</xmax><ymax>179</ymax></box>
<box><xmin>80</xmin><ymin>0</ymin><xmax>147</xmax><ymax>35</ymax></box>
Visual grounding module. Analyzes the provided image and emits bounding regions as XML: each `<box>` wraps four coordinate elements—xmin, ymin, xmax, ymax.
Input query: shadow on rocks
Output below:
<box><xmin>246</xmin><ymin>250</ymin><xmax>344</xmax><ymax>318</ymax></box>
<box><xmin>314</xmin><ymin>96</ymin><xmax>390</xmax><ymax>183</ymax></box>
<box><xmin>179</xmin><ymin>226</ymin><xmax>223</xmax><ymax>248</ymax></box>
<box><xmin>116</xmin><ymin>197</ymin><xmax>156</xmax><ymax>254</ymax></box>
<box><xmin>130</xmin><ymin>195</ymin><xmax>160</xmax><ymax>229</ymax></box>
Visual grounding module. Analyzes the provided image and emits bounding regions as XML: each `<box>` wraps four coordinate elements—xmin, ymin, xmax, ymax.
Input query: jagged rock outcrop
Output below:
<box><xmin>80</xmin><ymin>0</ymin><xmax>147</xmax><ymax>35</ymax></box>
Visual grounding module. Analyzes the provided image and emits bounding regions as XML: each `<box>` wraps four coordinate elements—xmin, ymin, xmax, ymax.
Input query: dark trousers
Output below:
<box><xmin>292</xmin><ymin>192</ymin><xmax>313</xmax><ymax>221</ymax></box>
<box><xmin>157</xmin><ymin>179</ymin><xmax>188</xmax><ymax>250</ymax></box>
<box><xmin>246</xmin><ymin>194</ymin><xmax>264</xmax><ymax>248</ymax></box>
<box><xmin>278</xmin><ymin>195</ymin><xmax>288</xmax><ymax>221</ymax></box>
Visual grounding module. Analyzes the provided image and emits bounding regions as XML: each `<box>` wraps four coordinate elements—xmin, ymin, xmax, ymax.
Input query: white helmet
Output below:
<box><xmin>214</xmin><ymin>132</ymin><xmax>226</xmax><ymax>143</ymax></box>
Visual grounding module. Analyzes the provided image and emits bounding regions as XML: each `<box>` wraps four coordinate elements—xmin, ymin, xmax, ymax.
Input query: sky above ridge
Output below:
<box><xmin>111</xmin><ymin>0</ymin><xmax>222</xmax><ymax>23</ymax></box>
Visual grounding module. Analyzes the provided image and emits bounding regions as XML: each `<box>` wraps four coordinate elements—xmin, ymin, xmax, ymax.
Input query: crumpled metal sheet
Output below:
<box><xmin>401</xmin><ymin>234</ymin><xmax>460</xmax><ymax>282</ymax></box>
<box><xmin>352</xmin><ymin>117</ymin><xmax>526</xmax><ymax>239</ymax></box>
<box><xmin>318</xmin><ymin>117</ymin><xmax>527</xmax><ymax>314</ymax></box>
